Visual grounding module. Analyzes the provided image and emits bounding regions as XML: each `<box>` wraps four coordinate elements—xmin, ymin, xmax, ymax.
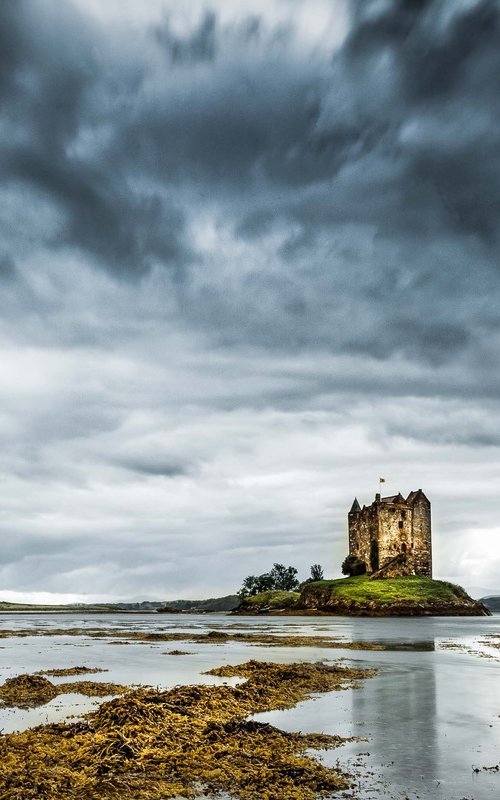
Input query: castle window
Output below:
<box><xmin>401</xmin><ymin>511</ymin><xmax>406</xmax><ymax>519</ymax></box>
<box><xmin>402</xmin><ymin>543</ymin><xmax>407</xmax><ymax>553</ymax></box>
<box><xmin>398</xmin><ymin>521</ymin><xmax>403</xmax><ymax>529</ymax></box>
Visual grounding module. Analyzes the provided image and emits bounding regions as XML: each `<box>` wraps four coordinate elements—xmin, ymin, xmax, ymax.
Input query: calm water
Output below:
<box><xmin>1</xmin><ymin>612</ymin><xmax>499</xmax><ymax>799</ymax></box>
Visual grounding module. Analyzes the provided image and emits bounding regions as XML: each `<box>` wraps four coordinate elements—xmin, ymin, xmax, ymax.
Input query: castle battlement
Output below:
<box><xmin>348</xmin><ymin>489</ymin><xmax>432</xmax><ymax>578</ymax></box>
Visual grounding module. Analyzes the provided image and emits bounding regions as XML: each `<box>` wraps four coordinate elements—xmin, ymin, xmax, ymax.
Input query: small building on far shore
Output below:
<box><xmin>348</xmin><ymin>490</ymin><xmax>432</xmax><ymax>578</ymax></box>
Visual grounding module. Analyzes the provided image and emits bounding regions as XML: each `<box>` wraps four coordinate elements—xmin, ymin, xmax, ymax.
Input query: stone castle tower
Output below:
<box><xmin>348</xmin><ymin>489</ymin><xmax>432</xmax><ymax>578</ymax></box>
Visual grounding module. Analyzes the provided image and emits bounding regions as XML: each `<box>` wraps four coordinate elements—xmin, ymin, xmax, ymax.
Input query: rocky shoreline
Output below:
<box><xmin>234</xmin><ymin>602</ymin><xmax>490</xmax><ymax>616</ymax></box>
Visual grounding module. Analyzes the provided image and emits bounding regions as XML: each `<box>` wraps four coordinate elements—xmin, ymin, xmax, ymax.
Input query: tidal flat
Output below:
<box><xmin>1</xmin><ymin>612</ymin><xmax>500</xmax><ymax>799</ymax></box>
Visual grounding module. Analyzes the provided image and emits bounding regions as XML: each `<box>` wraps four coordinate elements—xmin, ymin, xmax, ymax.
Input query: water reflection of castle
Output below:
<box><xmin>352</xmin><ymin>653</ymin><xmax>437</xmax><ymax>786</ymax></box>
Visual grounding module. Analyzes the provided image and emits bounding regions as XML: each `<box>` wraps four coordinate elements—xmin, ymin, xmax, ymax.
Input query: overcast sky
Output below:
<box><xmin>1</xmin><ymin>0</ymin><xmax>500</xmax><ymax>603</ymax></box>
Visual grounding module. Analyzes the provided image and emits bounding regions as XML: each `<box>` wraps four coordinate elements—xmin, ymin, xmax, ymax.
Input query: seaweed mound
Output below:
<box><xmin>0</xmin><ymin>673</ymin><xmax>127</xmax><ymax>708</ymax></box>
<box><xmin>0</xmin><ymin>660</ymin><xmax>375</xmax><ymax>800</ymax></box>
<box><xmin>0</xmin><ymin>674</ymin><xmax>58</xmax><ymax>708</ymax></box>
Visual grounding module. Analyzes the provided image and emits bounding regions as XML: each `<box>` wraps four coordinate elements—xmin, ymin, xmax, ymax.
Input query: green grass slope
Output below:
<box><xmin>238</xmin><ymin>590</ymin><xmax>301</xmax><ymax>611</ymax></box>
<box><xmin>307</xmin><ymin>575</ymin><xmax>467</xmax><ymax>604</ymax></box>
<box><xmin>301</xmin><ymin>575</ymin><xmax>489</xmax><ymax>616</ymax></box>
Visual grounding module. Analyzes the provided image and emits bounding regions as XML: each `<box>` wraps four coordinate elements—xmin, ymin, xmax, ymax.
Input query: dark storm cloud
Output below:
<box><xmin>0</xmin><ymin>253</ymin><xmax>16</xmax><ymax>280</ymax></box>
<box><xmin>4</xmin><ymin>148</ymin><xmax>191</xmax><ymax>278</ymax></box>
<box><xmin>115</xmin><ymin>64</ymin><xmax>320</xmax><ymax>190</ymax></box>
<box><xmin>0</xmin><ymin>1</ymin><xmax>191</xmax><ymax>279</ymax></box>
<box><xmin>0</xmin><ymin>2</ymin><xmax>31</xmax><ymax>97</ymax></box>
<box><xmin>1</xmin><ymin>0</ymin><xmax>499</xmax><ymax>382</ymax></box>
<box><xmin>155</xmin><ymin>11</ymin><xmax>218</xmax><ymax>64</ymax></box>
<box><xmin>133</xmin><ymin>0</ymin><xmax>500</xmax><ymax>243</ymax></box>
<box><xmin>119</xmin><ymin>457</ymin><xmax>189</xmax><ymax>478</ymax></box>
<box><xmin>319</xmin><ymin>0</ymin><xmax>500</xmax><ymax>243</ymax></box>
<box><xmin>114</xmin><ymin>0</ymin><xmax>500</xmax><ymax>369</ymax></box>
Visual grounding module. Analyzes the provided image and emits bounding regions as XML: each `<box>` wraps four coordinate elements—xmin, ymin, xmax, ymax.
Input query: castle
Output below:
<box><xmin>348</xmin><ymin>489</ymin><xmax>432</xmax><ymax>578</ymax></box>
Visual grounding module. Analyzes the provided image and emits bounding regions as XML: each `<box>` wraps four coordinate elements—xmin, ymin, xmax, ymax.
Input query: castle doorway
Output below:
<box><xmin>370</xmin><ymin>539</ymin><xmax>379</xmax><ymax>572</ymax></box>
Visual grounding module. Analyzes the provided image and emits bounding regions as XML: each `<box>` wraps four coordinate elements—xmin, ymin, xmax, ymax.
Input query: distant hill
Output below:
<box><xmin>480</xmin><ymin>596</ymin><xmax>500</xmax><ymax>612</ymax></box>
<box><xmin>157</xmin><ymin>595</ymin><xmax>240</xmax><ymax>613</ymax></box>
<box><xmin>0</xmin><ymin>601</ymin><xmax>118</xmax><ymax>613</ymax></box>
<box><xmin>0</xmin><ymin>595</ymin><xmax>240</xmax><ymax>614</ymax></box>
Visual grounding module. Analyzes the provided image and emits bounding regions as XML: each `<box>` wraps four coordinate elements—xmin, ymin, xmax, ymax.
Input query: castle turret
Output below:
<box><xmin>349</xmin><ymin>498</ymin><xmax>361</xmax><ymax>514</ymax></box>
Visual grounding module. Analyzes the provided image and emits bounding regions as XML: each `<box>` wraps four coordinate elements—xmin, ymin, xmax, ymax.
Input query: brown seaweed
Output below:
<box><xmin>34</xmin><ymin>666</ymin><xmax>108</xmax><ymax>677</ymax></box>
<box><xmin>0</xmin><ymin>673</ymin><xmax>127</xmax><ymax>708</ymax></box>
<box><xmin>0</xmin><ymin>659</ymin><xmax>375</xmax><ymax>799</ymax></box>
<box><xmin>0</xmin><ymin>626</ymin><xmax>396</xmax><ymax>650</ymax></box>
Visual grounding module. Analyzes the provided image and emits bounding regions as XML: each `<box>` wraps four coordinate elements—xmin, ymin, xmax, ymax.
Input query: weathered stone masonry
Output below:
<box><xmin>348</xmin><ymin>490</ymin><xmax>432</xmax><ymax>577</ymax></box>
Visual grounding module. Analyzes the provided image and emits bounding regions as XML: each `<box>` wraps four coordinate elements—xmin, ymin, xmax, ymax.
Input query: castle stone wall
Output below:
<box><xmin>377</xmin><ymin>503</ymin><xmax>413</xmax><ymax>567</ymax></box>
<box><xmin>410</xmin><ymin>494</ymin><xmax>432</xmax><ymax>576</ymax></box>
<box><xmin>348</xmin><ymin>489</ymin><xmax>432</xmax><ymax>578</ymax></box>
<box><xmin>348</xmin><ymin>502</ymin><xmax>381</xmax><ymax>572</ymax></box>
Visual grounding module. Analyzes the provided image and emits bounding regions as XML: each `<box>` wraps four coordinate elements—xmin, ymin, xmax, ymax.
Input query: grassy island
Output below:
<box><xmin>235</xmin><ymin>576</ymin><xmax>490</xmax><ymax>616</ymax></box>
